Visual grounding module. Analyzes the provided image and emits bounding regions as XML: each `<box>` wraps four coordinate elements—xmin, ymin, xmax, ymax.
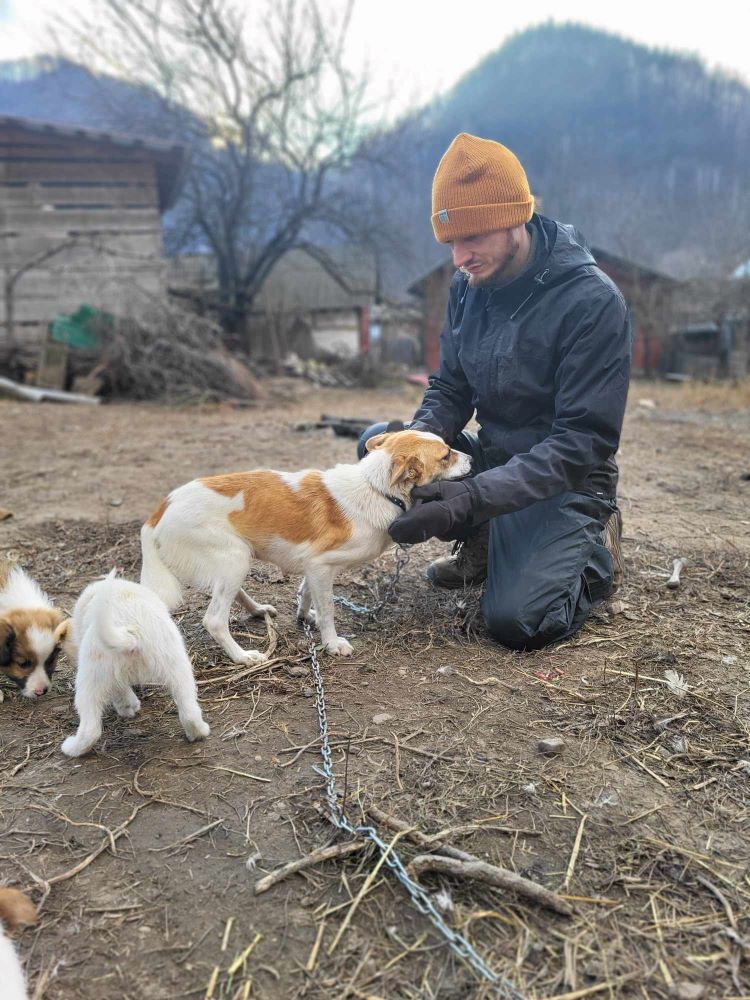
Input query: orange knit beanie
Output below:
<box><xmin>431</xmin><ymin>133</ymin><xmax>534</xmax><ymax>243</ymax></box>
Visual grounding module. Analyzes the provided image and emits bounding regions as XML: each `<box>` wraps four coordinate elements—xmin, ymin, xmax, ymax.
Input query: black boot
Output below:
<box><xmin>425</xmin><ymin>523</ymin><xmax>490</xmax><ymax>589</ymax></box>
<box><xmin>603</xmin><ymin>504</ymin><xmax>624</xmax><ymax>593</ymax></box>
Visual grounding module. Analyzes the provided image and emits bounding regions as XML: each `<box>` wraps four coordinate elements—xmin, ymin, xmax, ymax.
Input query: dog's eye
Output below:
<box><xmin>21</xmin><ymin>660</ymin><xmax>34</xmax><ymax>670</ymax></box>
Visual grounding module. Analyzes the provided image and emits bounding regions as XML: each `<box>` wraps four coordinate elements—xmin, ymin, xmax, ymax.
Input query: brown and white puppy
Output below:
<box><xmin>0</xmin><ymin>887</ymin><xmax>37</xmax><ymax>1000</ymax></box>
<box><xmin>141</xmin><ymin>429</ymin><xmax>471</xmax><ymax>661</ymax></box>
<box><xmin>0</xmin><ymin>559</ymin><xmax>69</xmax><ymax>700</ymax></box>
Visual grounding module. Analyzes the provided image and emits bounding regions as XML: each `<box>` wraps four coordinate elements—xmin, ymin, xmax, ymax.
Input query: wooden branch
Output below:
<box><xmin>407</xmin><ymin>855</ymin><xmax>573</xmax><ymax>917</ymax></box>
<box><xmin>366</xmin><ymin>802</ymin><xmax>474</xmax><ymax>861</ymax></box>
<box><xmin>366</xmin><ymin>803</ymin><xmax>570</xmax><ymax>915</ymax></box>
<box><xmin>254</xmin><ymin>839</ymin><xmax>368</xmax><ymax>894</ymax></box>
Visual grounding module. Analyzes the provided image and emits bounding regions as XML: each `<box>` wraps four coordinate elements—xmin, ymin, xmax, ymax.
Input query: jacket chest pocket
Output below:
<box><xmin>486</xmin><ymin>325</ymin><xmax>521</xmax><ymax>397</ymax></box>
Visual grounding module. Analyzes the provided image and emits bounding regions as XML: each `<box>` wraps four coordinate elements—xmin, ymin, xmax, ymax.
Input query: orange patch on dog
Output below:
<box><xmin>0</xmin><ymin>608</ymin><xmax>64</xmax><ymax>681</ymax></box>
<box><xmin>201</xmin><ymin>471</ymin><xmax>352</xmax><ymax>553</ymax></box>
<box><xmin>365</xmin><ymin>430</ymin><xmax>458</xmax><ymax>485</ymax></box>
<box><xmin>0</xmin><ymin>888</ymin><xmax>37</xmax><ymax>932</ymax></box>
<box><xmin>146</xmin><ymin>497</ymin><xmax>169</xmax><ymax>528</ymax></box>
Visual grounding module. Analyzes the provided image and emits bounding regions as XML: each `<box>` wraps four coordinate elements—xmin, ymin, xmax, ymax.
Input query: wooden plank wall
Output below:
<box><xmin>0</xmin><ymin>126</ymin><xmax>167</xmax><ymax>351</ymax></box>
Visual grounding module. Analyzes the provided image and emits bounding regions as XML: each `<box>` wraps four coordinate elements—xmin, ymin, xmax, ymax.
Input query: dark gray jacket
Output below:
<box><xmin>411</xmin><ymin>214</ymin><xmax>631</xmax><ymax>519</ymax></box>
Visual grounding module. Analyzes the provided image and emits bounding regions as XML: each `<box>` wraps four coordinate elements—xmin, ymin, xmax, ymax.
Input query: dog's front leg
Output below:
<box><xmin>296</xmin><ymin>577</ymin><xmax>315</xmax><ymax>624</ymax></box>
<box><xmin>304</xmin><ymin>565</ymin><xmax>353</xmax><ymax>657</ymax></box>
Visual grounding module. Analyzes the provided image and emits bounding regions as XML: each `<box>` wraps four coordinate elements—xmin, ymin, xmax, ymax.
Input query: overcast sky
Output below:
<box><xmin>1</xmin><ymin>0</ymin><xmax>747</xmax><ymax>115</ymax></box>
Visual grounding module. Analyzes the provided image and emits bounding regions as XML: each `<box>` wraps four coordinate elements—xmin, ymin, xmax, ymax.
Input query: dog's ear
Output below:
<box><xmin>0</xmin><ymin>620</ymin><xmax>15</xmax><ymax>666</ymax></box>
<box><xmin>390</xmin><ymin>455</ymin><xmax>424</xmax><ymax>487</ymax></box>
<box><xmin>54</xmin><ymin>619</ymin><xmax>72</xmax><ymax>645</ymax></box>
<box><xmin>365</xmin><ymin>432</ymin><xmax>389</xmax><ymax>453</ymax></box>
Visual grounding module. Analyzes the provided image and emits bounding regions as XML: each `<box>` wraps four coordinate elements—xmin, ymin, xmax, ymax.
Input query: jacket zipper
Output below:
<box><xmin>509</xmin><ymin>268</ymin><xmax>550</xmax><ymax>320</ymax></box>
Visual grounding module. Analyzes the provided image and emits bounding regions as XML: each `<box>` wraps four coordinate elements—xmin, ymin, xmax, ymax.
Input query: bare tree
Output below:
<box><xmin>59</xmin><ymin>0</ymin><xmax>396</xmax><ymax>346</ymax></box>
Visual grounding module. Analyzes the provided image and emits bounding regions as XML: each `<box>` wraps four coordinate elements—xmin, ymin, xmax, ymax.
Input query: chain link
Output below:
<box><xmin>304</xmin><ymin>612</ymin><xmax>526</xmax><ymax>1000</ymax></box>
<box><xmin>333</xmin><ymin>544</ymin><xmax>411</xmax><ymax>617</ymax></box>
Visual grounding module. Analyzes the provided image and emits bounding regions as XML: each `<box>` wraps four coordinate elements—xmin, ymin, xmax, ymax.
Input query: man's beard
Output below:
<box><xmin>462</xmin><ymin>232</ymin><xmax>522</xmax><ymax>288</ymax></box>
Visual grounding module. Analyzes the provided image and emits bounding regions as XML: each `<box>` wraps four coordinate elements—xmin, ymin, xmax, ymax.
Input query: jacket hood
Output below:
<box><xmin>537</xmin><ymin>215</ymin><xmax>596</xmax><ymax>283</ymax></box>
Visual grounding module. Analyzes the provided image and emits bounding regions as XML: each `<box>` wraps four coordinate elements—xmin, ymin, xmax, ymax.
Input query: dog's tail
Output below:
<box><xmin>140</xmin><ymin>522</ymin><xmax>183</xmax><ymax>611</ymax></box>
<box><xmin>96</xmin><ymin>575</ymin><xmax>140</xmax><ymax>652</ymax></box>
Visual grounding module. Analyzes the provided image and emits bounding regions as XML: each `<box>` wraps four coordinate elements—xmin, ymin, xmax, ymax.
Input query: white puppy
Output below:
<box><xmin>61</xmin><ymin>571</ymin><xmax>209</xmax><ymax>757</ymax></box>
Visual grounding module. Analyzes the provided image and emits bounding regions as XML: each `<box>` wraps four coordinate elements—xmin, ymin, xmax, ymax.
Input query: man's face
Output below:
<box><xmin>450</xmin><ymin>227</ymin><xmax>525</xmax><ymax>287</ymax></box>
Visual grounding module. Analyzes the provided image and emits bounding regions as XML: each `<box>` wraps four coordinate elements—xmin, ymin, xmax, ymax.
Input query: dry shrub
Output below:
<box><xmin>91</xmin><ymin>301</ymin><xmax>264</xmax><ymax>403</ymax></box>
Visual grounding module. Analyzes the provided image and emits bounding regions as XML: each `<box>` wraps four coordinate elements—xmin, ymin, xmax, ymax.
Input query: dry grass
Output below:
<box><xmin>636</xmin><ymin>376</ymin><xmax>750</xmax><ymax>411</ymax></box>
<box><xmin>1</xmin><ymin>517</ymin><xmax>748</xmax><ymax>999</ymax></box>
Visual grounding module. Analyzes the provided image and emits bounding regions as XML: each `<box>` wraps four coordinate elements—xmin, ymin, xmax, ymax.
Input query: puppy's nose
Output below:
<box><xmin>34</xmin><ymin>685</ymin><xmax>48</xmax><ymax>697</ymax></box>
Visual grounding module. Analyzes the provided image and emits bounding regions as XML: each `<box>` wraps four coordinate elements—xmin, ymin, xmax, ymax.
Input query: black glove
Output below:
<box><xmin>388</xmin><ymin>480</ymin><xmax>477</xmax><ymax>544</ymax></box>
<box><xmin>385</xmin><ymin>419</ymin><xmax>406</xmax><ymax>433</ymax></box>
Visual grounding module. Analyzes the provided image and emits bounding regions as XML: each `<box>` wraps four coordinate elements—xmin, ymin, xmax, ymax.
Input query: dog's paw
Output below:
<box><xmin>255</xmin><ymin>603</ymin><xmax>277</xmax><ymax>619</ymax></box>
<box><xmin>184</xmin><ymin>717</ymin><xmax>210</xmax><ymax>742</ymax></box>
<box><xmin>326</xmin><ymin>637</ymin><xmax>354</xmax><ymax>657</ymax></box>
<box><xmin>61</xmin><ymin>736</ymin><xmax>88</xmax><ymax>757</ymax></box>
<box><xmin>297</xmin><ymin>606</ymin><xmax>317</xmax><ymax>625</ymax></box>
<box><xmin>236</xmin><ymin>649</ymin><xmax>268</xmax><ymax>666</ymax></box>
<box><xmin>113</xmin><ymin>696</ymin><xmax>141</xmax><ymax>719</ymax></box>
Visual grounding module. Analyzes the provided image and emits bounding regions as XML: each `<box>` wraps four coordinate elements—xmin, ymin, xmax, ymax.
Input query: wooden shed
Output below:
<box><xmin>0</xmin><ymin>114</ymin><xmax>185</xmax><ymax>367</ymax></box>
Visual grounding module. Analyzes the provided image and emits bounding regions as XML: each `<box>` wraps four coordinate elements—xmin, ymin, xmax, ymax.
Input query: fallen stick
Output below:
<box><xmin>149</xmin><ymin>817</ymin><xmax>224</xmax><ymax>853</ymax></box>
<box><xmin>23</xmin><ymin>800</ymin><xmax>153</xmax><ymax>907</ymax></box>
<box><xmin>407</xmin><ymin>855</ymin><xmax>573</xmax><ymax>916</ymax></box>
<box><xmin>227</xmin><ymin>932</ymin><xmax>262</xmax><ymax>976</ymax></box>
<box><xmin>306</xmin><ymin>919</ymin><xmax>327</xmax><ymax>972</ymax></box>
<box><xmin>366</xmin><ymin>802</ymin><xmax>473</xmax><ymax>860</ymax></box>
<box><xmin>254</xmin><ymin>840</ymin><xmax>369</xmax><ymax>894</ymax></box>
<box><xmin>666</xmin><ymin>558</ymin><xmax>686</xmax><ymax>589</ymax></box>
<box><xmin>367</xmin><ymin>803</ymin><xmax>571</xmax><ymax>915</ymax></box>
<box><xmin>563</xmin><ymin>813</ymin><xmax>587</xmax><ymax>890</ymax></box>
<box><xmin>368</xmin><ymin>802</ymin><xmax>535</xmax><ymax>858</ymax></box>
<box><xmin>535</xmin><ymin>972</ymin><xmax>641</xmax><ymax>1000</ymax></box>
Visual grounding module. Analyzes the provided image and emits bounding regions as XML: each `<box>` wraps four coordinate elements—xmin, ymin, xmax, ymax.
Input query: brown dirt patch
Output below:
<box><xmin>1</xmin><ymin>380</ymin><xmax>749</xmax><ymax>999</ymax></box>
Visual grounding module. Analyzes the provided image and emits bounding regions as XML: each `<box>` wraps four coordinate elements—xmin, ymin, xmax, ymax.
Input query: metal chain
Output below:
<box><xmin>304</xmin><ymin>617</ymin><xmax>526</xmax><ymax>1000</ymax></box>
<box><xmin>333</xmin><ymin>544</ymin><xmax>411</xmax><ymax>617</ymax></box>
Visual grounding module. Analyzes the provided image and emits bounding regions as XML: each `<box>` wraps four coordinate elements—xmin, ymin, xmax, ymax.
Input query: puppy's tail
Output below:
<box><xmin>140</xmin><ymin>522</ymin><xmax>183</xmax><ymax>611</ymax></box>
<box><xmin>96</xmin><ymin>584</ymin><xmax>140</xmax><ymax>653</ymax></box>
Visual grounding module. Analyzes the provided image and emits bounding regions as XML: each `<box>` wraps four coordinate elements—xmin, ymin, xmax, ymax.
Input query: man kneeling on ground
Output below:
<box><xmin>359</xmin><ymin>133</ymin><xmax>630</xmax><ymax>651</ymax></box>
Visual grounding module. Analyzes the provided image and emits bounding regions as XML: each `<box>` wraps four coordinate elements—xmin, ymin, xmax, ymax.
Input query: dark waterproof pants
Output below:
<box><xmin>358</xmin><ymin>423</ymin><xmax>616</xmax><ymax>651</ymax></box>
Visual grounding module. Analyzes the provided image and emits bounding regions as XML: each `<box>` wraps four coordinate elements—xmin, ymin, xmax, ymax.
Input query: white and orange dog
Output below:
<box><xmin>0</xmin><ymin>558</ymin><xmax>68</xmax><ymax>700</ymax></box>
<box><xmin>141</xmin><ymin>430</ymin><xmax>471</xmax><ymax>662</ymax></box>
<box><xmin>61</xmin><ymin>570</ymin><xmax>209</xmax><ymax>757</ymax></box>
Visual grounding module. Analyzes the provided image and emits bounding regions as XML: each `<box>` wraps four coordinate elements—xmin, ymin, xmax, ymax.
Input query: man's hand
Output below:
<box><xmin>388</xmin><ymin>480</ymin><xmax>476</xmax><ymax>544</ymax></box>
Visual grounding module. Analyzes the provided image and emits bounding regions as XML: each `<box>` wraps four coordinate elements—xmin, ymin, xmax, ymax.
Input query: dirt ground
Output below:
<box><xmin>1</xmin><ymin>379</ymin><xmax>749</xmax><ymax>1000</ymax></box>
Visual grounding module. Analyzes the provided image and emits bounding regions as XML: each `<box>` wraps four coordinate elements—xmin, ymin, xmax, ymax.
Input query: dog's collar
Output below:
<box><xmin>386</xmin><ymin>494</ymin><xmax>407</xmax><ymax>512</ymax></box>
